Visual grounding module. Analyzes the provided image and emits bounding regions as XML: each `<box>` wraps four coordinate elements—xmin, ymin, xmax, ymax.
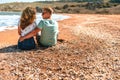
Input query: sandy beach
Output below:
<box><xmin>0</xmin><ymin>30</ymin><xmax>19</xmax><ymax>48</ymax></box>
<box><xmin>0</xmin><ymin>14</ymin><xmax>120</xmax><ymax>80</ymax></box>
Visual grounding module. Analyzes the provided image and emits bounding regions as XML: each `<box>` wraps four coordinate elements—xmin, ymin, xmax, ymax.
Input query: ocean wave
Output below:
<box><xmin>0</xmin><ymin>12</ymin><xmax>70</xmax><ymax>32</ymax></box>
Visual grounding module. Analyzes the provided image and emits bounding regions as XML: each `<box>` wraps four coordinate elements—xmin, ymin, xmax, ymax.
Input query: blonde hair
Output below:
<box><xmin>43</xmin><ymin>7</ymin><xmax>53</xmax><ymax>14</ymax></box>
<box><xmin>20</xmin><ymin>7</ymin><xmax>36</xmax><ymax>30</ymax></box>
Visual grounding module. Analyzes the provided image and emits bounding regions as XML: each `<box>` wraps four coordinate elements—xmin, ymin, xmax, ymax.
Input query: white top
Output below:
<box><xmin>20</xmin><ymin>22</ymin><xmax>37</xmax><ymax>37</ymax></box>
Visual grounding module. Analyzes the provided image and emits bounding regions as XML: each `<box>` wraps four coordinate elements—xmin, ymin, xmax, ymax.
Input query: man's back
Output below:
<box><xmin>37</xmin><ymin>19</ymin><xmax>59</xmax><ymax>46</ymax></box>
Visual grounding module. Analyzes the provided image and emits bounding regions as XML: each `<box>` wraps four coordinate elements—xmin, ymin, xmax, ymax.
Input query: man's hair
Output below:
<box><xmin>43</xmin><ymin>7</ymin><xmax>53</xmax><ymax>14</ymax></box>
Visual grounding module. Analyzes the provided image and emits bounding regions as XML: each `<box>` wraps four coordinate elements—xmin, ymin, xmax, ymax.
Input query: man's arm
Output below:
<box><xmin>19</xmin><ymin>27</ymin><xmax>41</xmax><ymax>42</ymax></box>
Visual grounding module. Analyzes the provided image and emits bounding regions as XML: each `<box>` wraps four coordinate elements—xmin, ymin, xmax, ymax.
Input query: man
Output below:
<box><xmin>20</xmin><ymin>7</ymin><xmax>59</xmax><ymax>47</ymax></box>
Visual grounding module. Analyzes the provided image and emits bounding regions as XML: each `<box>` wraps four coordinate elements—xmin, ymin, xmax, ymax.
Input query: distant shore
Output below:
<box><xmin>0</xmin><ymin>1</ymin><xmax>120</xmax><ymax>14</ymax></box>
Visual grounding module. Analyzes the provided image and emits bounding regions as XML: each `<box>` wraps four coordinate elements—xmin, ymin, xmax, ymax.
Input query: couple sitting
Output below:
<box><xmin>18</xmin><ymin>7</ymin><xmax>59</xmax><ymax>50</ymax></box>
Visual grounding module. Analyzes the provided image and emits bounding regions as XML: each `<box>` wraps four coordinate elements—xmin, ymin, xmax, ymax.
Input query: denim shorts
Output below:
<box><xmin>18</xmin><ymin>37</ymin><xmax>36</xmax><ymax>50</ymax></box>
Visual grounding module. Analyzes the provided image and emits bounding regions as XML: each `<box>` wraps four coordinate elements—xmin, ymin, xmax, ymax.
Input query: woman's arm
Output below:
<box><xmin>19</xmin><ymin>27</ymin><xmax>41</xmax><ymax>42</ymax></box>
<box><xmin>18</xmin><ymin>26</ymin><xmax>21</xmax><ymax>35</ymax></box>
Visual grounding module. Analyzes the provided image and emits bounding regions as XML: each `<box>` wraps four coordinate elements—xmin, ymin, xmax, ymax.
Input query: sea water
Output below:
<box><xmin>0</xmin><ymin>12</ymin><xmax>70</xmax><ymax>31</ymax></box>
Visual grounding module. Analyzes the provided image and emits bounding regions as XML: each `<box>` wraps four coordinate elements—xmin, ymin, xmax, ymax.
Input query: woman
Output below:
<box><xmin>18</xmin><ymin>7</ymin><xmax>37</xmax><ymax>50</ymax></box>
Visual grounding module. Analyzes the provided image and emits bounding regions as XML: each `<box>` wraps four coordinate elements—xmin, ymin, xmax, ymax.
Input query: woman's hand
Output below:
<box><xmin>19</xmin><ymin>36</ymin><xmax>25</xmax><ymax>42</ymax></box>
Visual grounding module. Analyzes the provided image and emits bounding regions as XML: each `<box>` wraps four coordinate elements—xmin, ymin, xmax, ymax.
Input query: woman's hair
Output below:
<box><xmin>20</xmin><ymin>7</ymin><xmax>36</xmax><ymax>30</ymax></box>
<box><xmin>43</xmin><ymin>7</ymin><xmax>53</xmax><ymax>14</ymax></box>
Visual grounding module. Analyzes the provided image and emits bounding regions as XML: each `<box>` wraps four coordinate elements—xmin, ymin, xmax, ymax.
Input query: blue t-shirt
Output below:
<box><xmin>37</xmin><ymin>19</ymin><xmax>59</xmax><ymax>46</ymax></box>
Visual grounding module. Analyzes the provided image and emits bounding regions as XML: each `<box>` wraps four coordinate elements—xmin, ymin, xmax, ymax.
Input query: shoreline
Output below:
<box><xmin>0</xmin><ymin>13</ymin><xmax>120</xmax><ymax>47</ymax></box>
<box><xmin>0</xmin><ymin>14</ymin><xmax>76</xmax><ymax>48</ymax></box>
<box><xmin>0</xmin><ymin>12</ymin><xmax>70</xmax><ymax>32</ymax></box>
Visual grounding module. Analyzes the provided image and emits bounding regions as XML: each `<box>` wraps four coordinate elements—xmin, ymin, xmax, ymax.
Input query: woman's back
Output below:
<box><xmin>18</xmin><ymin>7</ymin><xmax>36</xmax><ymax>50</ymax></box>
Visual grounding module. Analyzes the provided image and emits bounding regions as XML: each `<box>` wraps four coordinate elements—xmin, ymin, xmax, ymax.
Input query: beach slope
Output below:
<box><xmin>0</xmin><ymin>14</ymin><xmax>120</xmax><ymax>79</ymax></box>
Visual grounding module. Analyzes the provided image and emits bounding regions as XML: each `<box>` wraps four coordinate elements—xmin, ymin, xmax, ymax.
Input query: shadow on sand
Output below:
<box><xmin>0</xmin><ymin>45</ymin><xmax>19</xmax><ymax>53</ymax></box>
<box><xmin>0</xmin><ymin>39</ymin><xmax>66</xmax><ymax>53</ymax></box>
<box><xmin>0</xmin><ymin>45</ymin><xmax>48</xmax><ymax>53</ymax></box>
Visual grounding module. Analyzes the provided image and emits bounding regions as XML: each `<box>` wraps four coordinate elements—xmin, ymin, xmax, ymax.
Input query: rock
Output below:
<box><xmin>54</xmin><ymin>6</ymin><xmax>61</xmax><ymax>10</ymax></box>
<box><xmin>36</xmin><ymin>6</ymin><xmax>42</xmax><ymax>13</ymax></box>
<box><xmin>63</xmin><ymin>4</ymin><xmax>69</xmax><ymax>9</ymax></box>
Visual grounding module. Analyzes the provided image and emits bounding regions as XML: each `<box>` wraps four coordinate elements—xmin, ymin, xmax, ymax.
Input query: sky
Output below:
<box><xmin>0</xmin><ymin>0</ymin><xmax>49</xmax><ymax>4</ymax></box>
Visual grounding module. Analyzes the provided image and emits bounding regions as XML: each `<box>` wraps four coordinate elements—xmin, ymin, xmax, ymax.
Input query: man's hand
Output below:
<box><xmin>19</xmin><ymin>36</ymin><xmax>25</xmax><ymax>42</ymax></box>
<box><xmin>19</xmin><ymin>27</ymin><xmax>41</xmax><ymax>42</ymax></box>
